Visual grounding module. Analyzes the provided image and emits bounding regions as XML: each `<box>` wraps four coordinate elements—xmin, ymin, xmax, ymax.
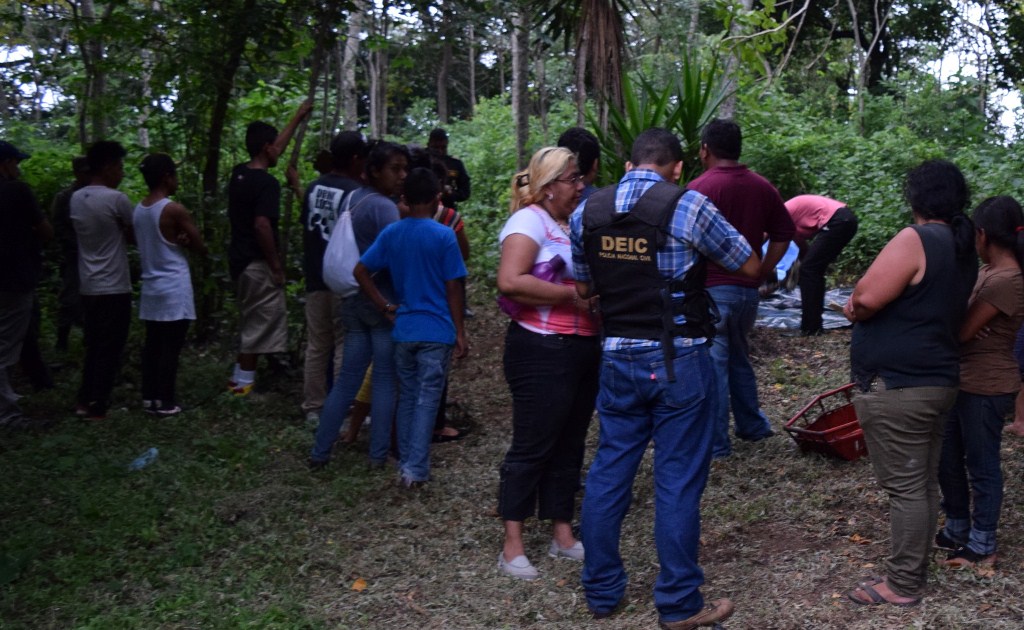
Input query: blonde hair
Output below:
<box><xmin>509</xmin><ymin>146</ymin><xmax>576</xmax><ymax>213</ymax></box>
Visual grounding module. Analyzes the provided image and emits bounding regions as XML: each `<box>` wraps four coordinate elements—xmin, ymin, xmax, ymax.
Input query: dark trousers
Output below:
<box><xmin>799</xmin><ymin>206</ymin><xmax>858</xmax><ymax>333</ymax></box>
<box><xmin>499</xmin><ymin>322</ymin><xmax>601</xmax><ymax>522</ymax></box>
<box><xmin>78</xmin><ymin>293</ymin><xmax>131</xmax><ymax>414</ymax></box>
<box><xmin>18</xmin><ymin>295</ymin><xmax>52</xmax><ymax>389</ymax></box>
<box><xmin>141</xmin><ymin>319</ymin><xmax>190</xmax><ymax>407</ymax></box>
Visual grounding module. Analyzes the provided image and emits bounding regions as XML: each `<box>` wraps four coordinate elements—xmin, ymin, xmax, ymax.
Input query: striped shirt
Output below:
<box><xmin>569</xmin><ymin>169</ymin><xmax>752</xmax><ymax>351</ymax></box>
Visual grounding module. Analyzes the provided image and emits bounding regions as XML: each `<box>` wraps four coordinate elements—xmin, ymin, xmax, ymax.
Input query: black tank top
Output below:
<box><xmin>850</xmin><ymin>223</ymin><xmax>975</xmax><ymax>390</ymax></box>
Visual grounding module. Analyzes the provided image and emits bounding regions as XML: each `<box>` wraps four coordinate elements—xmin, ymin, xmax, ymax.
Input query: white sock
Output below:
<box><xmin>231</xmin><ymin>363</ymin><xmax>241</xmax><ymax>383</ymax></box>
<box><xmin>236</xmin><ymin>368</ymin><xmax>256</xmax><ymax>386</ymax></box>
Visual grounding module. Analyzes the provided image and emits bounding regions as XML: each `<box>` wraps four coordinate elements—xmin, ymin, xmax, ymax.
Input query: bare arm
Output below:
<box><xmin>959</xmin><ymin>299</ymin><xmax>1001</xmax><ymax>344</ymax></box>
<box><xmin>760</xmin><ymin>240</ymin><xmax>790</xmax><ymax>283</ymax></box>
<box><xmin>844</xmin><ymin>227</ymin><xmax>923</xmax><ymax>322</ymax></box>
<box><xmin>446</xmin><ymin>278</ymin><xmax>468</xmax><ymax>359</ymax></box>
<box><xmin>496</xmin><ymin>234</ymin><xmax>578</xmax><ymax>305</ymax></box>
<box><xmin>731</xmin><ymin>251</ymin><xmax>762</xmax><ymax>281</ymax></box>
<box><xmin>455</xmin><ymin>227</ymin><xmax>470</xmax><ymax>261</ymax></box>
<box><xmin>354</xmin><ymin>262</ymin><xmax>394</xmax><ymax>322</ymax></box>
<box><xmin>165</xmin><ymin>202</ymin><xmax>207</xmax><ymax>255</ymax></box>
<box><xmin>253</xmin><ymin>215</ymin><xmax>284</xmax><ymax>286</ymax></box>
<box><xmin>271</xmin><ymin>99</ymin><xmax>314</xmax><ymax>156</ymax></box>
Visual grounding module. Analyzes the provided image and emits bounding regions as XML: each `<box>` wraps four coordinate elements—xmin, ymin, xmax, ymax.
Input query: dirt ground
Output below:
<box><xmin>308</xmin><ymin>299</ymin><xmax>1024</xmax><ymax>629</ymax></box>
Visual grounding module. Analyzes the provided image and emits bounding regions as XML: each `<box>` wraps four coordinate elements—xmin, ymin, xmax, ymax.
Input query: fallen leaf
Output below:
<box><xmin>556</xmin><ymin>579</ymin><xmax>567</xmax><ymax>587</ymax></box>
<box><xmin>352</xmin><ymin>578</ymin><xmax>367</xmax><ymax>592</ymax></box>
<box><xmin>849</xmin><ymin>533</ymin><xmax>871</xmax><ymax>545</ymax></box>
<box><xmin>861</xmin><ymin>562</ymin><xmax>876</xmax><ymax>568</ymax></box>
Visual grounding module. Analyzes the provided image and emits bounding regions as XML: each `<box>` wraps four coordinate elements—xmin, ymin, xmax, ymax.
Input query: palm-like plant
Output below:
<box><xmin>591</xmin><ymin>53</ymin><xmax>730</xmax><ymax>185</ymax></box>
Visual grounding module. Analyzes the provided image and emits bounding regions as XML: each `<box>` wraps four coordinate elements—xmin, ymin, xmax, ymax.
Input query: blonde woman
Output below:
<box><xmin>495</xmin><ymin>147</ymin><xmax>601</xmax><ymax>579</ymax></box>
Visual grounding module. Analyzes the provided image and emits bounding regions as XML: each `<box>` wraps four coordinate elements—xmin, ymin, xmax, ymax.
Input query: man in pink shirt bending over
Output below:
<box><xmin>785</xmin><ymin>195</ymin><xmax>858</xmax><ymax>336</ymax></box>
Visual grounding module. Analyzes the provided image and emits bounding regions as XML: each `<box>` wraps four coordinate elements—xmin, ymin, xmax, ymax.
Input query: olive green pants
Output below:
<box><xmin>854</xmin><ymin>385</ymin><xmax>957</xmax><ymax>598</ymax></box>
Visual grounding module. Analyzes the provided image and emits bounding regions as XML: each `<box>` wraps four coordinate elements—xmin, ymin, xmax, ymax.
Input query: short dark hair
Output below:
<box><xmin>71</xmin><ymin>155</ymin><xmax>90</xmax><ymax>176</ymax></box>
<box><xmin>245</xmin><ymin>121</ymin><xmax>278</xmax><ymax>158</ymax></box>
<box><xmin>905</xmin><ymin>159</ymin><xmax>969</xmax><ymax>221</ymax></box>
<box><xmin>557</xmin><ymin>127</ymin><xmax>600</xmax><ymax>176</ymax></box>
<box><xmin>329</xmin><ymin>131</ymin><xmax>368</xmax><ymax>170</ymax></box>
<box><xmin>408</xmin><ymin>147</ymin><xmax>449</xmax><ymax>183</ymax></box>
<box><xmin>365</xmin><ymin>140</ymin><xmax>410</xmax><ymax>181</ymax></box>
<box><xmin>630</xmin><ymin>128</ymin><xmax>683</xmax><ymax>167</ymax></box>
<box><xmin>139</xmin><ymin>153</ymin><xmax>176</xmax><ymax>189</ymax></box>
<box><xmin>86</xmin><ymin>140</ymin><xmax>127</xmax><ymax>174</ymax></box>
<box><xmin>428</xmin><ymin>128</ymin><xmax>448</xmax><ymax>143</ymax></box>
<box><xmin>700</xmin><ymin>118</ymin><xmax>741</xmax><ymax>160</ymax></box>
<box><xmin>404</xmin><ymin>167</ymin><xmax>441</xmax><ymax>205</ymax></box>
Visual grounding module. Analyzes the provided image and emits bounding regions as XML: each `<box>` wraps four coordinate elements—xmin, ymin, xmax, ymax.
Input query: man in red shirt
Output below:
<box><xmin>687</xmin><ymin>119</ymin><xmax>795</xmax><ymax>458</ymax></box>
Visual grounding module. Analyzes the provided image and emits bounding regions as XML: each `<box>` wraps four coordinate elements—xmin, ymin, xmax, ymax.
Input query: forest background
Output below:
<box><xmin>6</xmin><ymin>1</ymin><xmax>1024</xmax><ymax>628</ymax></box>
<box><xmin>5</xmin><ymin>0</ymin><xmax>1024</xmax><ymax>338</ymax></box>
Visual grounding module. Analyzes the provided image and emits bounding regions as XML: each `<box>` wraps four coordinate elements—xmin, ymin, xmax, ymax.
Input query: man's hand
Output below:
<box><xmin>271</xmin><ymin>267</ymin><xmax>286</xmax><ymax>287</ymax></box>
<box><xmin>454</xmin><ymin>332</ymin><xmax>469</xmax><ymax>359</ymax></box>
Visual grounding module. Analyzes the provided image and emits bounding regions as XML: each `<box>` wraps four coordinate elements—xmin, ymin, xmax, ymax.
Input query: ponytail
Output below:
<box><xmin>973</xmin><ymin>195</ymin><xmax>1024</xmax><ymax>270</ymax></box>
<box><xmin>949</xmin><ymin>212</ymin><xmax>976</xmax><ymax>263</ymax></box>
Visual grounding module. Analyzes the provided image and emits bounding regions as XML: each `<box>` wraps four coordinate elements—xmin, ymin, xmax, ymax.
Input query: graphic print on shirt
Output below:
<box><xmin>307</xmin><ymin>185</ymin><xmax>346</xmax><ymax>241</ymax></box>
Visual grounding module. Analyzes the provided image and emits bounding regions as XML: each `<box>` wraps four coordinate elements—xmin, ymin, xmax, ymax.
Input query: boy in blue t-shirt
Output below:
<box><xmin>354</xmin><ymin>168</ymin><xmax>468</xmax><ymax>487</ymax></box>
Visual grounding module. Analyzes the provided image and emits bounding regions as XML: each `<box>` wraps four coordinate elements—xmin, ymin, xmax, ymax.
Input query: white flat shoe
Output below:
<box><xmin>498</xmin><ymin>552</ymin><xmax>540</xmax><ymax>580</ymax></box>
<box><xmin>548</xmin><ymin>540</ymin><xmax>585</xmax><ymax>561</ymax></box>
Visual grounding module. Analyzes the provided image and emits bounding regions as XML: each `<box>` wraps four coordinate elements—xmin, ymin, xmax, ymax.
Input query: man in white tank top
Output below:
<box><xmin>134</xmin><ymin>154</ymin><xmax>207</xmax><ymax>416</ymax></box>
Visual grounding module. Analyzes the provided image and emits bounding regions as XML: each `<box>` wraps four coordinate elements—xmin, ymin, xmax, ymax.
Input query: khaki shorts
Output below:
<box><xmin>236</xmin><ymin>260</ymin><xmax>288</xmax><ymax>354</ymax></box>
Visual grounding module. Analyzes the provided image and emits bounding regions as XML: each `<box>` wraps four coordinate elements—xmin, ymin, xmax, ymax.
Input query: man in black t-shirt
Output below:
<box><xmin>226</xmin><ymin>99</ymin><xmax>312</xmax><ymax>395</ymax></box>
<box><xmin>0</xmin><ymin>141</ymin><xmax>52</xmax><ymax>426</ymax></box>
<box><xmin>296</xmin><ymin>131</ymin><xmax>367</xmax><ymax>420</ymax></box>
<box><xmin>427</xmin><ymin>128</ymin><xmax>471</xmax><ymax>210</ymax></box>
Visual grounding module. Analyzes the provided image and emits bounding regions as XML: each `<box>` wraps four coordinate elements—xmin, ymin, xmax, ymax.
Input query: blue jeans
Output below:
<box><xmin>395</xmin><ymin>341</ymin><xmax>453</xmax><ymax>482</ymax></box>
<box><xmin>581</xmin><ymin>343</ymin><xmax>713</xmax><ymax>621</ymax></box>
<box><xmin>938</xmin><ymin>391</ymin><xmax>1013</xmax><ymax>555</ymax></box>
<box><xmin>707</xmin><ymin>285</ymin><xmax>772</xmax><ymax>457</ymax></box>
<box><xmin>311</xmin><ymin>296</ymin><xmax>397</xmax><ymax>464</ymax></box>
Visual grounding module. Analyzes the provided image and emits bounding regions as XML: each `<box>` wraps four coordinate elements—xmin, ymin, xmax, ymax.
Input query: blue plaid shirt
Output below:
<box><xmin>569</xmin><ymin>169</ymin><xmax>753</xmax><ymax>351</ymax></box>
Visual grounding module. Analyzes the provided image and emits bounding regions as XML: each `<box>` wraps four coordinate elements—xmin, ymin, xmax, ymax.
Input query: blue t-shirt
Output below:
<box><xmin>360</xmin><ymin>217</ymin><xmax>467</xmax><ymax>344</ymax></box>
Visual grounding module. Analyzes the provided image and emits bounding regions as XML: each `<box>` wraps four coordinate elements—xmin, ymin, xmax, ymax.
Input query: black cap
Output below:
<box><xmin>0</xmin><ymin>141</ymin><xmax>30</xmax><ymax>162</ymax></box>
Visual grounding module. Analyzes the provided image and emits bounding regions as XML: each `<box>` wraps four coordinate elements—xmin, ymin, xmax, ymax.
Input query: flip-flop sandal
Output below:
<box><xmin>432</xmin><ymin>427</ymin><xmax>470</xmax><ymax>443</ymax></box>
<box><xmin>846</xmin><ymin>582</ymin><xmax>921</xmax><ymax>608</ymax></box>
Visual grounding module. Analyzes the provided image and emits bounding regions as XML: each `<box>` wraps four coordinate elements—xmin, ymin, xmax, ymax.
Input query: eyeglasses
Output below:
<box><xmin>553</xmin><ymin>173</ymin><xmax>584</xmax><ymax>184</ymax></box>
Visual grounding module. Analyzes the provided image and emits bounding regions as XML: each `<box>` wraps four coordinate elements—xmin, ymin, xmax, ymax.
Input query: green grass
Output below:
<box><xmin>0</xmin><ymin>345</ymin><xmax>374</xmax><ymax>629</ymax></box>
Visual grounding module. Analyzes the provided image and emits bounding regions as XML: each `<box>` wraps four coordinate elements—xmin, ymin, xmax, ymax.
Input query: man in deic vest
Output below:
<box><xmin>569</xmin><ymin>128</ymin><xmax>759</xmax><ymax>630</ymax></box>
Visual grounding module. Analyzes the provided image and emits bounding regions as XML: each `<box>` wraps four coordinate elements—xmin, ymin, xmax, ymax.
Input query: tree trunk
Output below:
<box><xmin>437</xmin><ymin>41</ymin><xmax>451</xmax><ymax>123</ymax></box>
<box><xmin>193</xmin><ymin>0</ymin><xmax>258</xmax><ymax>340</ymax></box>
<box><xmin>77</xmin><ymin>0</ymin><xmax>110</xmax><ymax>144</ymax></box>
<box><xmin>719</xmin><ymin>0</ymin><xmax>754</xmax><ymax>119</ymax></box>
<box><xmin>535</xmin><ymin>47</ymin><xmax>547</xmax><ymax>137</ymax></box>
<box><xmin>340</xmin><ymin>1</ymin><xmax>363</xmax><ymax>130</ymax></box>
<box><xmin>575</xmin><ymin>26</ymin><xmax>588</xmax><ymax>126</ymax></box>
<box><xmin>467</xmin><ymin>23</ymin><xmax>477</xmax><ymax>115</ymax></box>
<box><xmin>511</xmin><ymin>9</ymin><xmax>529</xmax><ymax>168</ymax></box>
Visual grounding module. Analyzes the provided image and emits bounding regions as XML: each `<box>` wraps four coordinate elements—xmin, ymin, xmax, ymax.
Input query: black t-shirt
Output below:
<box><xmin>438</xmin><ymin>154</ymin><xmax>471</xmax><ymax>208</ymax></box>
<box><xmin>227</xmin><ymin>164</ymin><xmax>281</xmax><ymax>280</ymax></box>
<box><xmin>300</xmin><ymin>173</ymin><xmax>362</xmax><ymax>293</ymax></box>
<box><xmin>0</xmin><ymin>177</ymin><xmax>45</xmax><ymax>292</ymax></box>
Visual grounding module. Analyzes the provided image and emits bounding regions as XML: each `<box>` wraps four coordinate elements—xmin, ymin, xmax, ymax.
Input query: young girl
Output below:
<box><xmin>937</xmin><ymin>196</ymin><xmax>1024</xmax><ymax>567</ymax></box>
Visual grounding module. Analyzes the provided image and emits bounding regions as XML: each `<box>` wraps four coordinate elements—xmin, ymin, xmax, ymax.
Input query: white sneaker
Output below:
<box><xmin>497</xmin><ymin>553</ymin><xmax>540</xmax><ymax>580</ymax></box>
<box><xmin>548</xmin><ymin>540</ymin><xmax>585</xmax><ymax>561</ymax></box>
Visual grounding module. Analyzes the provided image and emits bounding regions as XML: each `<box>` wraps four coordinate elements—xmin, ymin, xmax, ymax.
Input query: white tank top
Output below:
<box><xmin>133</xmin><ymin>197</ymin><xmax>196</xmax><ymax>321</ymax></box>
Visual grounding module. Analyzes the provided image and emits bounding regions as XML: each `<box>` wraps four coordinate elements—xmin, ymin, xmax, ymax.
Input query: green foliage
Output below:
<box><xmin>593</xmin><ymin>55</ymin><xmax>728</xmax><ymax>184</ymax></box>
<box><xmin>0</xmin><ymin>344</ymin><xmax>377</xmax><ymax>628</ymax></box>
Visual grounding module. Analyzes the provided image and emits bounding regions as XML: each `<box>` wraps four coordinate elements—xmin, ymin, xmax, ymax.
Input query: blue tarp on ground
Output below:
<box><xmin>756</xmin><ymin>287</ymin><xmax>854</xmax><ymax>331</ymax></box>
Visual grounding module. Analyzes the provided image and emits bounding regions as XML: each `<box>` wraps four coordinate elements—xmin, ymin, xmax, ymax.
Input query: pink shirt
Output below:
<box><xmin>498</xmin><ymin>206</ymin><xmax>599</xmax><ymax>336</ymax></box>
<box><xmin>785</xmin><ymin>195</ymin><xmax>847</xmax><ymax>247</ymax></box>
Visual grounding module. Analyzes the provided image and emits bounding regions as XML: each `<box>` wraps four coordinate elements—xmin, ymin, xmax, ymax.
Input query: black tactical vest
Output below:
<box><xmin>582</xmin><ymin>181</ymin><xmax>719</xmax><ymax>380</ymax></box>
